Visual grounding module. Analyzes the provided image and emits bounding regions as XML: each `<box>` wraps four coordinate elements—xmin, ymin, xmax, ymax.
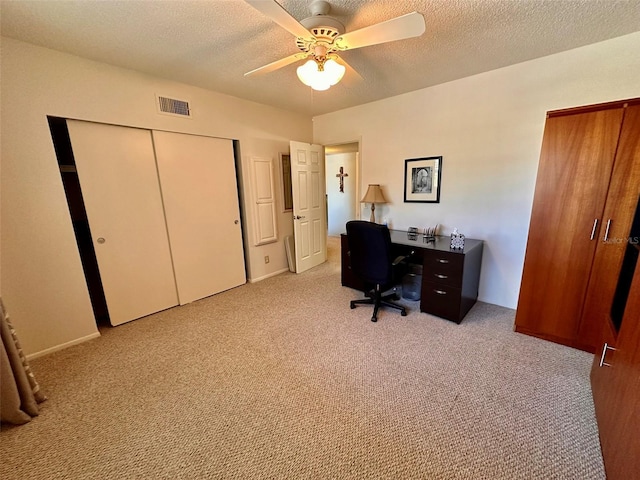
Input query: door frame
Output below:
<box><xmin>324</xmin><ymin>140</ymin><xmax>362</xmax><ymax>234</ymax></box>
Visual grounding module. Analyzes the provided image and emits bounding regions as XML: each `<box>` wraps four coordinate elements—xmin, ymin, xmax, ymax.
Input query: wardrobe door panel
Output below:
<box><xmin>153</xmin><ymin>132</ymin><xmax>246</xmax><ymax>305</ymax></box>
<box><xmin>68</xmin><ymin>121</ymin><xmax>179</xmax><ymax>326</ymax></box>
<box><xmin>578</xmin><ymin>105</ymin><xmax>640</xmax><ymax>349</ymax></box>
<box><xmin>591</xmin><ymin>251</ymin><xmax>640</xmax><ymax>479</ymax></box>
<box><xmin>515</xmin><ymin>108</ymin><xmax>624</xmax><ymax>345</ymax></box>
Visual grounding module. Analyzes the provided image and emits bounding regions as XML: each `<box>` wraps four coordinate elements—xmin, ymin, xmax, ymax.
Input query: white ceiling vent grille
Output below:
<box><xmin>156</xmin><ymin>95</ymin><xmax>191</xmax><ymax>118</ymax></box>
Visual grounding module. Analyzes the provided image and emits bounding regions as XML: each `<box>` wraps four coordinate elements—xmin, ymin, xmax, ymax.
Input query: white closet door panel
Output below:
<box><xmin>256</xmin><ymin>203</ymin><xmax>277</xmax><ymax>243</ymax></box>
<box><xmin>152</xmin><ymin>131</ymin><xmax>246</xmax><ymax>304</ymax></box>
<box><xmin>251</xmin><ymin>157</ymin><xmax>278</xmax><ymax>246</ymax></box>
<box><xmin>67</xmin><ymin>121</ymin><xmax>179</xmax><ymax>326</ymax></box>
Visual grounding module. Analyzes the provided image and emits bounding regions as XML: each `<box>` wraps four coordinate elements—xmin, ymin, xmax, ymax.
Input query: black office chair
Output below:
<box><xmin>346</xmin><ymin>220</ymin><xmax>408</xmax><ymax>322</ymax></box>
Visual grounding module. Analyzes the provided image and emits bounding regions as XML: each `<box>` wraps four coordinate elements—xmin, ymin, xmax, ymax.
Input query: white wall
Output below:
<box><xmin>313</xmin><ymin>32</ymin><xmax>640</xmax><ymax>309</ymax></box>
<box><xmin>325</xmin><ymin>152</ymin><xmax>357</xmax><ymax>235</ymax></box>
<box><xmin>0</xmin><ymin>38</ymin><xmax>311</xmax><ymax>356</ymax></box>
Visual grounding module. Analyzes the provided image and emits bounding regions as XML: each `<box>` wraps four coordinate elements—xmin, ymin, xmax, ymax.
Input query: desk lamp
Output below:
<box><xmin>361</xmin><ymin>184</ymin><xmax>387</xmax><ymax>223</ymax></box>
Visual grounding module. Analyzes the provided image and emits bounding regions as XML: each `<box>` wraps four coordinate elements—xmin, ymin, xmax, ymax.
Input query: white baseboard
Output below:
<box><xmin>248</xmin><ymin>267</ymin><xmax>289</xmax><ymax>283</ymax></box>
<box><xmin>26</xmin><ymin>331</ymin><xmax>101</xmax><ymax>360</ymax></box>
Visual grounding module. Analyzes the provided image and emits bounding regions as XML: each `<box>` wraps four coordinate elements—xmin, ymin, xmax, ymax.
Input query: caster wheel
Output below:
<box><xmin>350</xmin><ymin>303</ymin><xmax>356</xmax><ymax>309</ymax></box>
<box><xmin>401</xmin><ymin>310</ymin><xmax>408</xmax><ymax>316</ymax></box>
<box><xmin>371</xmin><ymin>316</ymin><xmax>377</xmax><ymax>322</ymax></box>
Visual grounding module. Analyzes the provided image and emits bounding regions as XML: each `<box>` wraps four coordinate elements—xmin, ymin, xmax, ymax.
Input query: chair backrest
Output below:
<box><xmin>346</xmin><ymin>220</ymin><xmax>394</xmax><ymax>286</ymax></box>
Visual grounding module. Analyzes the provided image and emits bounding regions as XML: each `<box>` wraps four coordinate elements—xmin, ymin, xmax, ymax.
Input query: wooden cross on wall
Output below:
<box><xmin>336</xmin><ymin>166</ymin><xmax>348</xmax><ymax>193</ymax></box>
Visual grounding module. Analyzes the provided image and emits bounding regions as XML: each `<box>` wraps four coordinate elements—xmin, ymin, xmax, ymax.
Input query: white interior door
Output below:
<box><xmin>153</xmin><ymin>131</ymin><xmax>246</xmax><ymax>304</ymax></box>
<box><xmin>290</xmin><ymin>140</ymin><xmax>327</xmax><ymax>273</ymax></box>
<box><xmin>67</xmin><ymin>121</ymin><xmax>179</xmax><ymax>326</ymax></box>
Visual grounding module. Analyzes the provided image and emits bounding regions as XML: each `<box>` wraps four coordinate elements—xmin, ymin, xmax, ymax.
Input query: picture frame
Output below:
<box><xmin>403</xmin><ymin>156</ymin><xmax>442</xmax><ymax>203</ymax></box>
<box><xmin>279</xmin><ymin>153</ymin><xmax>293</xmax><ymax>212</ymax></box>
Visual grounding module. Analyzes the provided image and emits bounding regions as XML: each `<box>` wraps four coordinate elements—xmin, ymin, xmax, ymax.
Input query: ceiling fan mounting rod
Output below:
<box><xmin>308</xmin><ymin>0</ymin><xmax>331</xmax><ymax>16</ymax></box>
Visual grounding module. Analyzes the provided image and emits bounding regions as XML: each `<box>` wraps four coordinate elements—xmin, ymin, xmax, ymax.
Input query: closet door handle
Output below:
<box><xmin>599</xmin><ymin>342</ymin><xmax>617</xmax><ymax>367</ymax></box>
<box><xmin>590</xmin><ymin>219</ymin><xmax>598</xmax><ymax>240</ymax></box>
<box><xmin>603</xmin><ymin>219</ymin><xmax>611</xmax><ymax>242</ymax></box>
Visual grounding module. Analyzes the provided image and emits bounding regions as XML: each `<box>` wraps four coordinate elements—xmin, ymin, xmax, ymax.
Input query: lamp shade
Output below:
<box><xmin>297</xmin><ymin>58</ymin><xmax>346</xmax><ymax>91</ymax></box>
<box><xmin>361</xmin><ymin>184</ymin><xmax>388</xmax><ymax>204</ymax></box>
<box><xmin>360</xmin><ymin>184</ymin><xmax>387</xmax><ymax>223</ymax></box>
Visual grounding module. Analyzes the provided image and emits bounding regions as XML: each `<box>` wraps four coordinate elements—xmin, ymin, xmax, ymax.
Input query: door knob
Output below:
<box><xmin>234</xmin><ymin>220</ymin><xmax>239</xmax><ymax>224</ymax></box>
<box><xmin>294</xmin><ymin>215</ymin><xmax>306</xmax><ymax>220</ymax></box>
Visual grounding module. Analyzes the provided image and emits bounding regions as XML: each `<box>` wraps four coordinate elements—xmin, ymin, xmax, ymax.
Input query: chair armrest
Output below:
<box><xmin>392</xmin><ymin>255</ymin><xmax>407</xmax><ymax>266</ymax></box>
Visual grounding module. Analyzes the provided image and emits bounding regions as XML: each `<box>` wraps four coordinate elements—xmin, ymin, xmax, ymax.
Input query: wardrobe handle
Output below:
<box><xmin>603</xmin><ymin>219</ymin><xmax>611</xmax><ymax>242</ymax></box>
<box><xmin>599</xmin><ymin>342</ymin><xmax>617</xmax><ymax>367</ymax></box>
<box><xmin>590</xmin><ymin>219</ymin><xmax>598</xmax><ymax>240</ymax></box>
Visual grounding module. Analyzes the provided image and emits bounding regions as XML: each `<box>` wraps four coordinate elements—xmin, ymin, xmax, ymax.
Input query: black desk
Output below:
<box><xmin>341</xmin><ymin>231</ymin><xmax>483</xmax><ymax>323</ymax></box>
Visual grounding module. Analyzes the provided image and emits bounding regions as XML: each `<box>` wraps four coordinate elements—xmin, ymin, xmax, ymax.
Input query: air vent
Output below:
<box><xmin>156</xmin><ymin>95</ymin><xmax>191</xmax><ymax>118</ymax></box>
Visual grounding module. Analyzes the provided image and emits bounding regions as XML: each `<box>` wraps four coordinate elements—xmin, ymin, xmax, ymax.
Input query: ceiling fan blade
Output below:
<box><xmin>332</xmin><ymin>55</ymin><xmax>364</xmax><ymax>86</ymax></box>
<box><xmin>245</xmin><ymin>0</ymin><xmax>314</xmax><ymax>41</ymax></box>
<box><xmin>334</xmin><ymin>12</ymin><xmax>425</xmax><ymax>50</ymax></box>
<box><xmin>244</xmin><ymin>52</ymin><xmax>308</xmax><ymax>77</ymax></box>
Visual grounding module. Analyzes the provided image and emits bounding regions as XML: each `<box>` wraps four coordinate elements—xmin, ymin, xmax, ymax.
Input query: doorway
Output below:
<box><xmin>324</xmin><ymin>142</ymin><xmax>360</xmax><ymax>236</ymax></box>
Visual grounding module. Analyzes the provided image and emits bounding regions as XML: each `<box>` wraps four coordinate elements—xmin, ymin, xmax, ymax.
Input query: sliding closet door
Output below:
<box><xmin>152</xmin><ymin>131</ymin><xmax>246</xmax><ymax>304</ymax></box>
<box><xmin>67</xmin><ymin>121</ymin><xmax>179</xmax><ymax>326</ymax></box>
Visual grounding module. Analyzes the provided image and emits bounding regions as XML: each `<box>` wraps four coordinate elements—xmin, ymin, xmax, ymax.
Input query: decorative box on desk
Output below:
<box><xmin>340</xmin><ymin>231</ymin><xmax>483</xmax><ymax>323</ymax></box>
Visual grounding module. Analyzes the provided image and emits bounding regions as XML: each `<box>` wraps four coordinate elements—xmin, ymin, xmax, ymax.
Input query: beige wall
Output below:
<box><xmin>0</xmin><ymin>38</ymin><xmax>311</xmax><ymax>357</ymax></box>
<box><xmin>313</xmin><ymin>32</ymin><xmax>640</xmax><ymax>309</ymax></box>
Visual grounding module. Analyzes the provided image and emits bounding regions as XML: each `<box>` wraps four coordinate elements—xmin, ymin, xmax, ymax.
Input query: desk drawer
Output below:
<box><xmin>421</xmin><ymin>281</ymin><xmax>463</xmax><ymax>322</ymax></box>
<box><xmin>423</xmin><ymin>251</ymin><xmax>463</xmax><ymax>287</ymax></box>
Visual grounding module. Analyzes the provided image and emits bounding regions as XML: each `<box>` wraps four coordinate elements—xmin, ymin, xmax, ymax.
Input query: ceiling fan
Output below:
<box><xmin>244</xmin><ymin>0</ymin><xmax>426</xmax><ymax>91</ymax></box>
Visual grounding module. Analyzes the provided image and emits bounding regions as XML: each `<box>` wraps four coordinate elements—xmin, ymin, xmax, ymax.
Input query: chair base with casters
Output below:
<box><xmin>350</xmin><ymin>283</ymin><xmax>407</xmax><ymax>322</ymax></box>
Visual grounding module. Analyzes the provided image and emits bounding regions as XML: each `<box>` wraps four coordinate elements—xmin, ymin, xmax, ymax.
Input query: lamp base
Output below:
<box><xmin>370</xmin><ymin>204</ymin><xmax>376</xmax><ymax>223</ymax></box>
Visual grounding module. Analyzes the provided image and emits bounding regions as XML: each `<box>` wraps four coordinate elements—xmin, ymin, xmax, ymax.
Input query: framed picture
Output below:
<box><xmin>279</xmin><ymin>153</ymin><xmax>293</xmax><ymax>212</ymax></box>
<box><xmin>404</xmin><ymin>156</ymin><xmax>442</xmax><ymax>203</ymax></box>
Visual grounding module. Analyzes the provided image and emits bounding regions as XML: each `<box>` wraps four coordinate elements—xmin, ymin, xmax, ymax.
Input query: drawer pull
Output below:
<box><xmin>433</xmin><ymin>289</ymin><xmax>447</xmax><ymax>295</ymax></box>
<box><xmin>436</xmin><ymin>259</ymin><xmax>449</xmax><ymax>264</ymax></box>
<box><xmin>434</xmin><ymin>274</ymin><xmax>448</xmax><ymax>279</ymax></box>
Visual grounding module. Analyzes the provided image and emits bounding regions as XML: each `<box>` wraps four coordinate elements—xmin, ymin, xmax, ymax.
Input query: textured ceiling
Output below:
<box><xmin>1</xmin><ymin>0</ymin><xmax>639</xmax><ymax>116</ymax></box>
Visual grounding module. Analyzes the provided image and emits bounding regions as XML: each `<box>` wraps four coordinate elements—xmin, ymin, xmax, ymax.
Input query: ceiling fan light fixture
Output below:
<box><xmin>296</xmin><ymin>58</ymin><xmax>345</xmax><ymax>91</ymax></box>
<box><xmin>324</xmin><ymin>58</ymin><xmax>346</xmax><ymax>85</ymax></box>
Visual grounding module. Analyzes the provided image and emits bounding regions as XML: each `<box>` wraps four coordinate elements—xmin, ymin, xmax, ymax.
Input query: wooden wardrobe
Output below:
<box><xmin>515</xmin><ymin>98</ymin><xmax>640</xmax><ymax>353</ymax></box>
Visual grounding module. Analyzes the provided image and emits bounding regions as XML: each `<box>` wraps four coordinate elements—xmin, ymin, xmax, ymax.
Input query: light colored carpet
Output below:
<box><xmin>0</xmin><ymin>236</ymin><xmax>605</xmax><ymax>479</ymax></box>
